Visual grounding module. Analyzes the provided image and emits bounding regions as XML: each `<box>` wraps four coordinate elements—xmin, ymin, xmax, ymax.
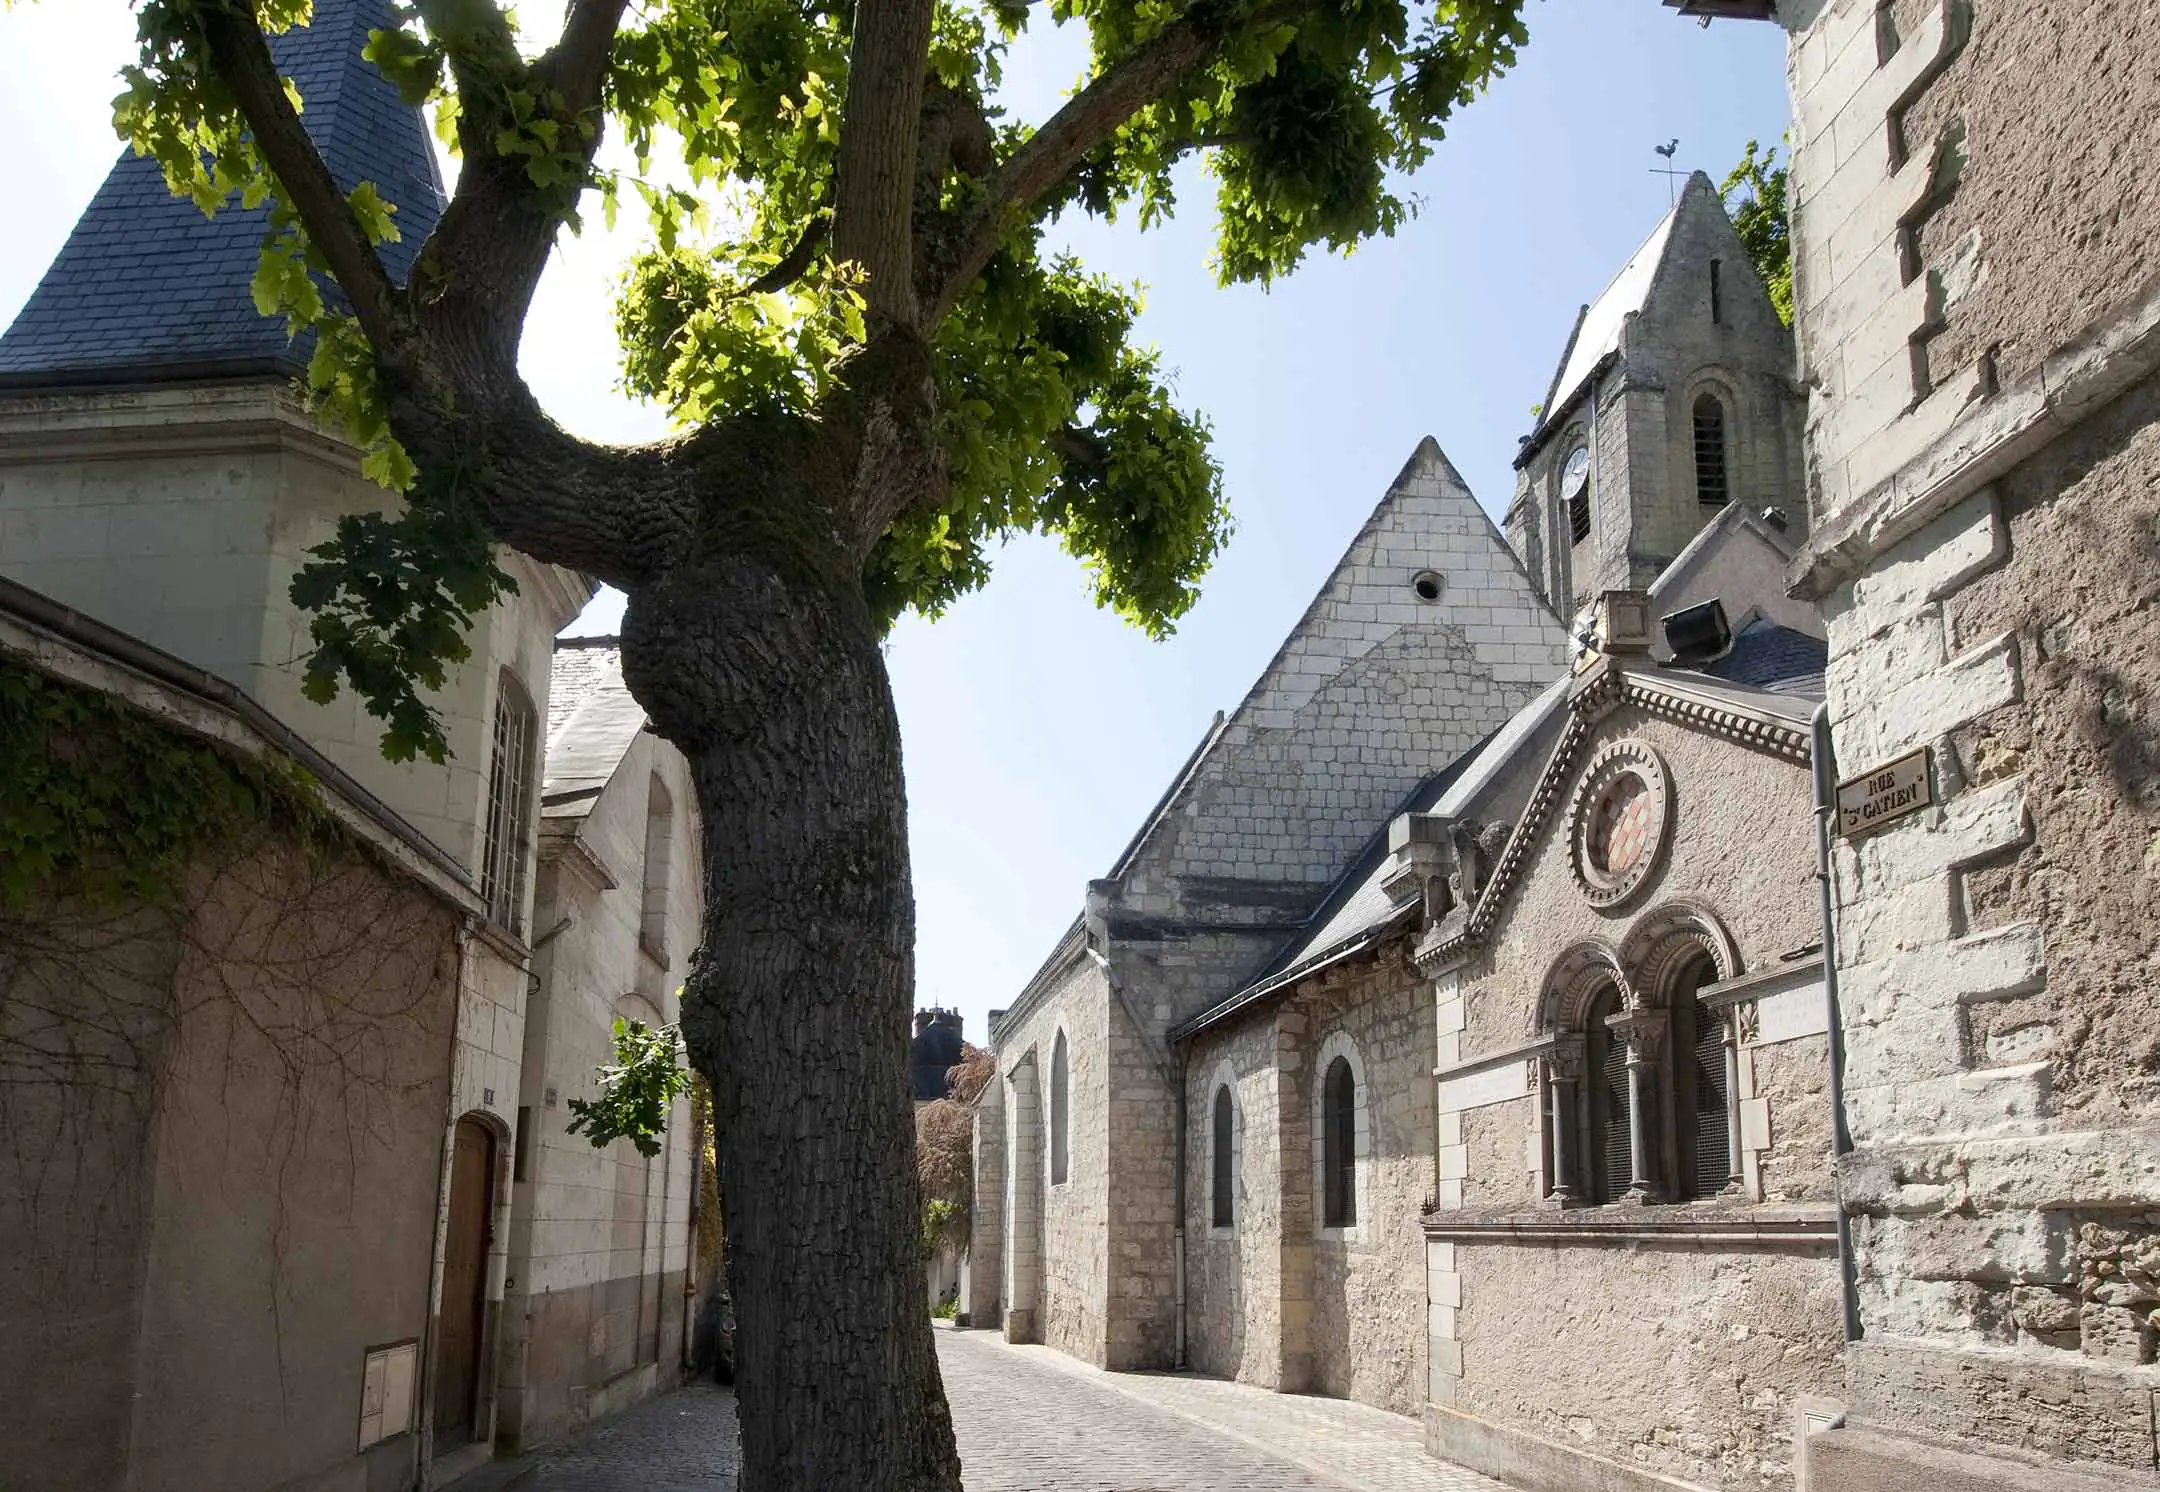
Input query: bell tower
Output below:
<box><xmin>1505</xmin><ymin>171</ymin><xmax>1805</xmax><ymax>616</ymax></box>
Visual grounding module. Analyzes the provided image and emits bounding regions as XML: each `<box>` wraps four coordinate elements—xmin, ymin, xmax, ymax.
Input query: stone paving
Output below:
<box><xmin>448</xmin><ymin>1327</ymin><xmax>1511</xmax><ymax>1492</ymax></box>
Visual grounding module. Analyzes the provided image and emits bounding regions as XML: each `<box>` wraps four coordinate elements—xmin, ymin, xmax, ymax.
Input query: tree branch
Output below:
<box><xmin>537</xmin><ymin>0</ymin><xmax>632</xmax><ymax>119</ymax></box>
<box><xmin>741</xmin><ymin>214</ymin><xmax>832</xmax><ymax>297</ymax></box>
<box><xmin>192</xmin><ymin>3</ymin><xmax>404</xmax><ymax>353</ymax></box>
<box><xmin>832</xmin><ymin>0</ymin><xmax>940</xmax><ymax>330</ymax></box>
<box><xmin>411</xmin><ymin>0</ymin><xmax>521</xmax><ymax>91</ymax></box>
<box><xmin>924</xmin><ymin>0</ymin><xmax>1304</xmax><ymax>327</ymax></box>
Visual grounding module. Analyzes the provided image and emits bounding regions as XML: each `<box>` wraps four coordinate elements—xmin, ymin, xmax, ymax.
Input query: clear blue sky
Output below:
<box><xmin>0</xmin><ymin>2</ymin><xmax>1792</xmax><ymax>1048</ymax></box>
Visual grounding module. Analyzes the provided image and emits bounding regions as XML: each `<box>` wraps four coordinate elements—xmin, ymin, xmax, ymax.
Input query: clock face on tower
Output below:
<box><xmin>1562</xmin><ymin>445</ymin><xmax>1590</xmax><ymax>496</ymax></box>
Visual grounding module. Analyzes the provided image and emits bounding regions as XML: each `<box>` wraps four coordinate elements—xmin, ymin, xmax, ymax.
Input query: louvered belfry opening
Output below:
<box><xmin>1568</xmin><ymin>483</ymin><xmax>1592</xmax><ymax>546</ymax></box>
<box><xmin>1211</xmin><ymin>1086</ymin><xmax>1234</xmax><ymax>1228</ymax></box>
<box><xmin>1588</xmin><ymin>988</ymin><xmax>1631</xmax><ymax>1204</ymax></box>
<box><xmin>481</xmin><ymin>671</ymin><xmax>537</xmax><ymax>935</ymax></box>
<box><xmin>1322</xmin><ymin>1056</ymin><xmax>1357</xmax><ymax>1227</ymax></box>
<box><xmin>1693</xmin><ymin>395</ymin><xmax>1730</xmax><ymax>507</ymax></box>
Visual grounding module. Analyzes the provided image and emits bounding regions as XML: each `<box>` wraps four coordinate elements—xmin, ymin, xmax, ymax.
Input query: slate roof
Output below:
<box><xmin>1700</xmin><ymin>616</ymin><xmax>1828</xmax><ymax>698</ymax></box>
<box><xmin>542</xmin><ymin>638</ymin><xmax>647</xmax><ymax>822</ymax></box>
<box><xmin>0</xmin><ymin>0</ymin><xmax>445</xmax><ymax>387</ymax></box>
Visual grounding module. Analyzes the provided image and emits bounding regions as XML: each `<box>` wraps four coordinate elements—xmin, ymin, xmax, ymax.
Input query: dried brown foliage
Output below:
<box><xmin>946</xmin><ymin>1042</ymin><xmax>994</xmax><ymax>1105</ymax></box>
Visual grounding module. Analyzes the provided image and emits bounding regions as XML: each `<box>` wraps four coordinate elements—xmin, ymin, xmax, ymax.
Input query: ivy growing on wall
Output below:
<box><xmin>0</xmin><ymin>657</ymin><xmax>333</xmax><ymax>911</ymax></box>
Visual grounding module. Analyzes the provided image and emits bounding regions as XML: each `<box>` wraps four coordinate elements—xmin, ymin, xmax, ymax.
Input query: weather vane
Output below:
<box><xmin>1652</xmin><ymin>139</ymin><xmax>1684</xmax><ymax>207</ymax></box>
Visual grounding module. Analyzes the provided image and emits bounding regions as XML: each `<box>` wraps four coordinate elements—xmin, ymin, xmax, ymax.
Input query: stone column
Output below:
<box><xmin>1003</xmin><ymin>1056</ymin><xmax>1042</xmax><ymax>1343</ymax></box>
<box><xmin>1607</xmin><ymin>1011</ymin><xmax>1666</xmax><ymax>1202</ymax></box>
<box><xmin>1545</xmin><ymin>1038</ymin><xmax>1584</xmax><ymax>1207</ymax></box>
<box><xmin>1721</xmin><ymin>1007</ymin><xmax>1747</xmax><ymax>1196</ymax></box>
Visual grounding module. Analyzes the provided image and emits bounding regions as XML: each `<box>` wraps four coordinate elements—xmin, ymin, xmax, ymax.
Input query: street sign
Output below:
<box><xmin>1836</xmin><ymin>747</ymin><xmax>1933</xmax><ymax>838</ymax></box>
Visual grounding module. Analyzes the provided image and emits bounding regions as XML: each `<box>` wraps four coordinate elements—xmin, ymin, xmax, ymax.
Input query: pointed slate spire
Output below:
<box><xmin>0</xmin><ymin>0</ymin><xmax>445</xmax><ymax>387</ymax></box>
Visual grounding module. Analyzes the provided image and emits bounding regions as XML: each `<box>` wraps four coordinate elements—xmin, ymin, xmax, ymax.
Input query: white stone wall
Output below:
<box><xmin>0</xmin><ymin>384</ymin><xmax>587</xmax><ymax>874</ymax></box>
<box><xmin>498</xmin><ymin>726</ymin><xmax>702</xmax><ymax>1447</ymax></box>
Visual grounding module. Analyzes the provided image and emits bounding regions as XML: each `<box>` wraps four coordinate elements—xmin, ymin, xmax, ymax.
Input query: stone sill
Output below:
<box><xmin>1422</xmin><ymin>1200</ymin><xmax>1836</xmax><ymax>1248</ymax></box>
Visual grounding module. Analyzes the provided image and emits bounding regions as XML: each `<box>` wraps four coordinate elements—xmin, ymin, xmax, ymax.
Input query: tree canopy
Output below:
<box><xmin>1721</xmin><ymin>137</ymin><xmax>1790</xmax><ymax>326</ymax></box>
<box><xmin>98</xmin><ymin>0</ymin><xmax>1532</xmax><ymax>763</ymax></box>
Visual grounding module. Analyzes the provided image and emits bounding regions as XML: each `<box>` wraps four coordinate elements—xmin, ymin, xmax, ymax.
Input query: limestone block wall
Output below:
<box><xmin>1182</xmin><ymin>955</ymin><xmax>1433</xmax><ymax>1414</ymax></box>
<box><xmin>965</xmin><ymin>1070</ymin><xmax>1004</xmax><ymax>1327</ymax></box>
<box><xmin>1780</xmin><ymin>0</ymin><xmax>2160</xmax><ymax>1473</ymax></box>
<box><xmin>1104</xmin><ymin>987</ymin><xmax>1178</xmax><ymax>1368</ymax></box>
<box><xmin>994</xmin><ymin>955</ymin><xmax>1112</xmax><ymax>1363</ymax></box>
<box><xmin>1302</xmin><ymin>961</ymin><xmax>1435</xmax><ymax>1417</ymax></box>
<box><xmin>1102</xmin><ymin>437</ymin><xmax>1567</xmax><ymax>1029</ymax></box>
<box><xmin>1451</xmin><ymin>1242</ymin><xmax>1841</xmax><ymax>1489</ymax></box>
<box><xmin>1185</xmin><ymin>1015</ymin><xmax>1288</xmax><ymax>1386</ymax></box>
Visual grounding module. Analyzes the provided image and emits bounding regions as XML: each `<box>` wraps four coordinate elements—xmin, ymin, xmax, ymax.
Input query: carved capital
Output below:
<box><xmin>1605</xmin><ymin>1008</ymin><xmax>1668</xmax><ymax>1061</ymax></box>
<box><xmin>1731</xmin><ymin>1000</ymin><xmax>1760</xmax><ymax>1044</ymax></box>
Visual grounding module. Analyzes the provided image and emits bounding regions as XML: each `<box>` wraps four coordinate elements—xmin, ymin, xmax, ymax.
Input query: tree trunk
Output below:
<box><xmin>622</xmin><ymin>533</ymin><xmax>961</xmax><ymax>1492</ymax></box>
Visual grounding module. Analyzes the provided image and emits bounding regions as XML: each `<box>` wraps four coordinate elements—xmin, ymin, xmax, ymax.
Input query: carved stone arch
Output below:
<box><xmin>1535</xmin><ymin>939</ymin><xmax>1634</xmax><ymax>1033</ymax></box>
<box><xmin>616</xmin><ymin>991</ymin><xmax>666</xmax><ymax>1028</ymax></box>
<box><xmin>1619</xmin><ymin>901</ymin><xmax>1740</xmax><ymax>1005</ymax></box>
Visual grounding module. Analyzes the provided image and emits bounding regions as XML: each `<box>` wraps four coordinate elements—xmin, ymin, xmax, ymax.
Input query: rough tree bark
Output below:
<box><xmin>625</xmin><ymin>503</ymin><xmax>959</xmax><ymax>1488</ymax></box>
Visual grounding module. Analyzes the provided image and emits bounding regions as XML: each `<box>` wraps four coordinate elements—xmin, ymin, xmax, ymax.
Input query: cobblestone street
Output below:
<box><xmin>451</xmin><ymin>1327</ymin><xmax>1510</xmax><ymax>1491</ymax></box>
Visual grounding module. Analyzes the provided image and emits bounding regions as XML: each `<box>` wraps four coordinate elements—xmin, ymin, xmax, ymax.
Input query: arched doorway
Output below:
<box><xmin>435</xmin><ymin>1117</ymin><xmax>495</xmax><ymax>1445</ymax></box>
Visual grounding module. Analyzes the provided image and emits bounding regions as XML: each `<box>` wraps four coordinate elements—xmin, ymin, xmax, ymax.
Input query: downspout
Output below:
<box><xmin>1811</xmin><ymin>704</ymin><xmax>1863</xmax><ymax>1344</ymax></box>
<box><xmin>1172</xmin><ymin>1053</ymin><xmax>1188</xmax><ymax>1371</ymax></box>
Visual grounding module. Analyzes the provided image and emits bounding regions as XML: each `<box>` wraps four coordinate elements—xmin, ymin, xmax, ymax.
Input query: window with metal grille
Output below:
<box><xmin>1693</xmin><ymin>395</ymin><xmax>1730</xmax><ymax>508</ymax></box>
<box><xmin>481</xmin><ymin>672</ymin><xmax>537</xmax><ymax>935</ymax></box>
<box><xmin>1322</xmin><ymin>1056</ymin><xmax>1357</xmax><ymax>1228</ymax></box>
<box><xmin>1589</xmin><ymin>989</ymin><xmax>1631</xmax><ymax>1205</ymax></box>
<box><xmin>1211</xmin><ymin>1086</ymin><xmax>1234</xmax><ymax>1228</ymax></box>
<box><xmin>1671</xmin><ymin>955</ymin><xmax>1732</xmax><ymax>1200</ymax></box>
<box><xmin>1050</xmin><ymin>1031</ymin><xmax>1070</xmax><ymax>1185</ymax></box>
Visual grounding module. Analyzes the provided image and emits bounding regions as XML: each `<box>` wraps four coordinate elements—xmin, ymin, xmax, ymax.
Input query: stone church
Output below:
<box><xmin>0</xmin><ymin>4</ymin><xmax>705</xmax><ymax>1488</ymax></box>
<box><xmin>973</xmin><ymin>172</ymin><xmax>1852</xmax><ymax>1489</ymax></box>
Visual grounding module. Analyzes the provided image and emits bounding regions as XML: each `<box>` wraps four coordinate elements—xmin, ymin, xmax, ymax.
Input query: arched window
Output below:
<box><xmin>1322</xmin><ymin>1056</ymin><xmax>1357</xmax><ymax>1228</ymax></box>
<box><xmin>1049</xmin><ymin>1031</ymin><xmax>1069</xmax><ymax>1185</ymax></box>
<box><xmin>1693</xmin><ymin>395</ymin><xmax>1730</xmax><ymax>509</ymax></box>
<box><xmin>1671</xmin><ymin>953</ymin><xmax>1735</xmax><ymax>1199</ymax></box>
<box><xmin>481</xmin><ymin>670</ymin><xmax>538</xmax><ymax>935</ymax></box>
<box><xmin>1586</xmin><ymin>986</ymin><xmax>1633</xmax><ymax>1205</ymax></box>
<box><xmin>639</xmin><ymin>775</ymin><xmax>673</xmax><ymax>963</ymax></box>
<box><xmin>1211</xmin><ymin>1086</ymin><xmax>1235</xmax><ymax>1228</ymax></box>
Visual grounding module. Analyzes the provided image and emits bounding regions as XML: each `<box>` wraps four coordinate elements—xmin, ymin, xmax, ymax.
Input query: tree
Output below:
<box><xmin>1722</xmin><ymin>138</ymin><xmax>1791</xmax><ymax>326</ymax></box>
<box><xmin>94</xmin><ymin>0</ymin><xmax>1530</xmax><ymax>1484</ymax></box>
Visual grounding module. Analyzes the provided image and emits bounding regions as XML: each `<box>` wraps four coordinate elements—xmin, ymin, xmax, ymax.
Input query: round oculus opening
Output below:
<box><xmin>1411</xmin><ymin>570</ymin><xmax>1444</xmax><ymax>603</ymax></box>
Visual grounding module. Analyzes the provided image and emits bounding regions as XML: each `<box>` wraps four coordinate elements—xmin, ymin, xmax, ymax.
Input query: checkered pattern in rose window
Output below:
<box><xmin>1591</xmin><ymin>776</ymin><xmax>1653</xmax><ymax>876</ymax></box>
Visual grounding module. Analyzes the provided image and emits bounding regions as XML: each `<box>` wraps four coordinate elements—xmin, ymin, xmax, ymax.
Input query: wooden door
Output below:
<box><xmin>435</xmin><ymin>1119</ymin><xmax>495</xmax><ymax>1444</ymax></box>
